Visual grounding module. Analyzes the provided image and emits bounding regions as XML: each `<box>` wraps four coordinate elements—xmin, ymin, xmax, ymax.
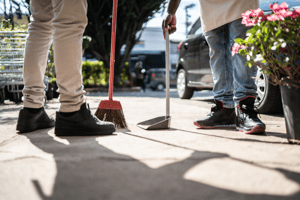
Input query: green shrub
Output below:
<box><xmin>82</xmin><ymin>60</ymin><xmax>130</xmax><ymax>86</ymax></box>
<box><xmin>120</xmin><ymin>62</ymin><xmax>129</xmax><ymax>85</ymax></box>
<box><xmin>0</xmin><ymin>19</ymin><xmax>27</xmax><ymax>31</ymax></box>
<box><xmin>82</xmin><ymin>61</ymin><xmax>109</xmax><ymax>86</ymax></box>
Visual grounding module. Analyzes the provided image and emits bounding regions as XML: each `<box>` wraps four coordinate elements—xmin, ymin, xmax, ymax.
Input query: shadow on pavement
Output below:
<box><xmin>267</xmin><ymin>131</ymin><xmax>289</xmax><ymax>139</ymax></box>
<box><xmin>0</xmin><ymin>107</ymin><xmax>22</xmax><ymax>113</ymax></box>
<box><xmin>172</xmin><ymin>128</ymin><xmax>290</xmax><ymax>145</ymax></box>
<box><xmin>20</xmin><ymin>129</ymin><xmax>300</xmax><ymax>200</ymax></box>
<box><xmin>0</xmin><ymin>104</ymin><xmax>57</xmax><ymax>125</ymax></box>
<box><xmin>0</xmin><ymin>116</ymin><xmax>18</xmax><ymax>125</ymax></box>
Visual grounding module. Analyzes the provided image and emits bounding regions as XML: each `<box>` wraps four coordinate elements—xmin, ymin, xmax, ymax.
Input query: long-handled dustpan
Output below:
<box><xmin>137</xmin><ymin>31</ymin><xmax>171</xmax><ymax>130</ymax></box>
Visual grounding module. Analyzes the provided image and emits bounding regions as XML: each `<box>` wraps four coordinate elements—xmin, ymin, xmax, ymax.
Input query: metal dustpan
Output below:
<box><xmin>137</xmin><ymin>31</ymin><xmax>171</xmax><ymax>130</ymax></box>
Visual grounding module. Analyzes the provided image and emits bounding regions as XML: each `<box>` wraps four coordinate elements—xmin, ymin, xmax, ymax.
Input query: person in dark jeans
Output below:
<box><xmin>163</xmin><ymin>0</ymin><xmax>265</xmax><ymax>134</ymax></box>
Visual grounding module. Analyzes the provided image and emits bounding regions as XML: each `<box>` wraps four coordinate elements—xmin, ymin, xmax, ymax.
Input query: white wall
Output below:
<box><xmin>131</xmin><ymin>27</ymin><xmax>166</xmax><ymax>52</ymax></box>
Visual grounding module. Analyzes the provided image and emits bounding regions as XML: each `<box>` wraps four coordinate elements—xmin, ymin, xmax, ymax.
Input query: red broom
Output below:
<box><xmin>94</xmin><ymin>0</ymin><xmax>128</xmax><ymax>129</ymax></box>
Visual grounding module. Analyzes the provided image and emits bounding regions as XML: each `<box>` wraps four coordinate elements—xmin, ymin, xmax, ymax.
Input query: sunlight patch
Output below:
<box><xmin>96</xmin><ymin>134</ymin><xmax>194</xmax><ymax>169</ymax></box>
<box><xmin>183</xmin><ymin>157</ymin><xmax>300</xmax><ymax>195</ymax></box>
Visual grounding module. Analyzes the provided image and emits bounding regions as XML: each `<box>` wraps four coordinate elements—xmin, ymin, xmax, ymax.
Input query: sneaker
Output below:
<box><xmin>16</xmin><ymin>107</ymin><xmax>55</xmax><ymax>133</ymax></box>
<box><xmin>194</xmin><ymin>100</ymin><xmax>236</xmax><ymax>129</ymax></box>
<box><xmin>55</xmin><ymin>103</ymin><xmax>116</xmax><ymax>136</ymax></box>
<box><xmin>236</xmin><ymin>96</ymin><xmax>266</xmax><ymax>134</ymax></box>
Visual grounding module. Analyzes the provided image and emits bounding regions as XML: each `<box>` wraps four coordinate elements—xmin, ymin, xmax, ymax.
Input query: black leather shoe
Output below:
<box><xmin>194</xmin><ymin>100</ymin><xmax>236</xmax><ymax>129</ymax></box>
<box><xmin>236</xmin><ymin>96</ymin><xmax>266</xmax><ymax>134</ymax></box>
<box><xmin>55</xmin><ymin>103</ymin><xmax>116</xmax><ymax>136</ymax></box>
<box><xmin>16</xmin><ymin>107</ymin><xmax>55</xmax><ymax>133</ymax></box>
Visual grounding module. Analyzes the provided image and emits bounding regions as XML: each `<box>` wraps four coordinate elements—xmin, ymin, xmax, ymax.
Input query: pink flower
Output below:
<box><xmin>267</xmin><ymin>14</ymin><xmax>279</xmax><ymax>21</ymax></box>
<box><xmin>270</xmin><ymin>3</ymin><xmax>280</xmax><ymax>12</ymax></box>
<box><xmin>280</xmin><ymin>2</ymin><xmax>289</xmax><ymax>11</ymax></box>
<box><xmin>292</xmin><ymin>8</ymin><xmax>300</xmax><ymax>18</ymax></box>
<box><xmin>232</xmin><ymin>43</ymin><xmax>246</xmax><ymax>56</ymax></box>
<box><xmin>278</xmin><ymin>9</ymin><xmax>293</xmax><ymax>18</ymax></box>
<box><xmin>232</xmin><ymin>43</ymin><xmax>240</xmax><ymax>56</ymax></box>
<box><xmin>266</xmin><ymin>14</ymin><xmax>285</xmax><ymax>21</ymax></box>
<box><xmin>242</xmin><ymin>8</ymin><xmax>266</xmax><ymax>26</ymax></box>
<box><xmin>242</xmin><ymin>18</ymin><xmax>256</xmax><ymax>26</ymax></box>
<box><xmin>270</xmin><ymin>2</ymin><xmax>289</xmax><ymax>15</ymax></box>
<box><xmin>253</xmin><ymin>8</ymin><xmax>265</xmax><ymax>17</ymax></box>
<box><xmin>268</xmin><ymin>2</ymin><xmax>294</xmax><ymax>20</ymax></box>
<box><xmin>242</xmin><ymin>10</ymin><xmax>252</xmax><ymax>18</ymax></box>
<box><xmin>242</xmin><ymin>11</ymin><xmax>255</xmax><ymax>26</ymax></box>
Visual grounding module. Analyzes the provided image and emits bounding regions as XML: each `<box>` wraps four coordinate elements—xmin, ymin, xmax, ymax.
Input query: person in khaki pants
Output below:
<box><xmin>163</xmin><ymin>0</ymin><xmax>266</xmax><ymax>134</ymax></box>
<box><xmin>17</xmin><ymin>0</ymin><xmax>115</xmax><ymax>136</ymax></box>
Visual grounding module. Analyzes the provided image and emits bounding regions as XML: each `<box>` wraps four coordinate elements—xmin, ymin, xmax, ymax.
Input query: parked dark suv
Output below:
<box><xmin>147</xmin><ymin>68</ymin><xmax>177</xmax><ymax>91</ymax></box>
<box><xmin>176</xmin><ymin>0</ymin><xmax>300</xmax><ymax>114</ymax></box>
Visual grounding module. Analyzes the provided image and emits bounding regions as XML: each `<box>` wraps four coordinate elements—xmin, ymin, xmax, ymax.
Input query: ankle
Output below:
<box><xmin>24</xmin><ymin>107</ymin><xmax>42</xmax><ymax>114</ymax></box>
<box><xmin>59</xmin><ymin>110</ymin><xmax>79</xmax><ymax>117</ymax></box>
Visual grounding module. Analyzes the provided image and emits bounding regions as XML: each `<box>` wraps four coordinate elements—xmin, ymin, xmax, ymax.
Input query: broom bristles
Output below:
<box><xmin>95</xmin><ymin>108</ymin><xmax>128</xmax><ymax>129</ymax></box>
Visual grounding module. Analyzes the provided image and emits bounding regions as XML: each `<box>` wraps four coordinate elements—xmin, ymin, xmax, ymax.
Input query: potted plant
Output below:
<box><xmin>233</xmin><ymin>2</ymin><xmax>300</xmax><ymax>144</ymax></box>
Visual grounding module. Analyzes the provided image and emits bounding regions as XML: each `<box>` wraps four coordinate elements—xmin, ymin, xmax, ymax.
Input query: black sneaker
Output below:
<box><xmin>236</xmin><ymin>96</ymin><xmax>266</xmax><ymax>134</ymax></box>
<box><xmin>194</xmin><ymin>100</ymin><xmax>236</xmax><ymax>129</ymax></box>
<box><xmin>16</xmin><ymin>107</ymin><xmax>55</xmax><ymax>133</ymax></box>
<box><xmin>55</xmin><ymin>103</ymin><xmax>116</xmax><ymax>136</ymax></box>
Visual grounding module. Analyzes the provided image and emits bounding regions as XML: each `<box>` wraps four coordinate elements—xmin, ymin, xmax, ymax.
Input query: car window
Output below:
<box><xmin>194</xmin><ymin>26</ymin><xmax>203</xmax><ymax>35</ymax></box>
<box><xmin>260</xmin><ymin>0</ymin><xmax>300</xmax><ymax>10</ymax></box>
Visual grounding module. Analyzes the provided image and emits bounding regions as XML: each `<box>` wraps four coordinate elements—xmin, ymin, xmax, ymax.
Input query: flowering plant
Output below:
<box><xmin>233</xmin><ymin>2</ymin><xmax>300</xmax><ymax>87</ymax></box>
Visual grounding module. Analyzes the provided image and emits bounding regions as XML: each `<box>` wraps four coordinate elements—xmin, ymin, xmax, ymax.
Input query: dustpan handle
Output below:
<box><xmin>165</xmin><ymin>30</ymin><xmax>170</xmax><ymax>117</ymax></box>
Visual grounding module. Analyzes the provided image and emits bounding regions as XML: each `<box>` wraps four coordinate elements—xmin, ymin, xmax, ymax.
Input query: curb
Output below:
<box><xmin>85</xmin><ymin>86</ymin><xmax>141</xmax><ymax>93</ymax></box>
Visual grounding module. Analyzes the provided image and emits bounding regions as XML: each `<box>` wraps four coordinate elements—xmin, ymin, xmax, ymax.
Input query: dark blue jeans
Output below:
<box><xmin>204</xmin><ymin>18</ymin><xmax>257</xmax><ymax>108</ymax></box>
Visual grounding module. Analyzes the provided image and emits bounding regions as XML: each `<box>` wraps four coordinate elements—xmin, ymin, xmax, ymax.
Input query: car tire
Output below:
<box><xmin>0</xmin><ymin>88</ymin><xmax>5</xmax><ymax>104</ymax></box>
<box><xmin>12</xmin><ymin>92</ymin><xmax>22</xmax><ymax>104</ymax></box>
<box><xmin>177</xmin><ymin>69</ymin><xmax>194</xmax><ymax>99</ymax></box>
<box><xmin>255</xmin><ymin>68</ymin><xmax>283</xmax><ymax>114</ymax></box>
<box><xmin>156</xmin><ymin>83</ymin><xmax>165</xmax><ymax>91</ymax></box>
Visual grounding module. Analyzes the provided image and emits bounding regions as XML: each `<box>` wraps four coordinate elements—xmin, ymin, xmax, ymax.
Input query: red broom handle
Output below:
<box><xmin>109</xmin><ymin>0</ymin><xmax>118</xmax><ymax>100</ymax></box>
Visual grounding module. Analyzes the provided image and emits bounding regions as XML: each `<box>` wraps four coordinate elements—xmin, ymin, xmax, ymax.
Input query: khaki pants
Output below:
<box><xmin>23</xmin><ymin>0</ymin><xmax>87</xmax><ymax>112</ymax></box>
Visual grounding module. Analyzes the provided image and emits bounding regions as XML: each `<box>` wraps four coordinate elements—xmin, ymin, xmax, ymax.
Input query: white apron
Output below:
<box><xmin>199</xmin><ymin>0</ymin><xmax>259</xmax><ymax>33</ymax></box>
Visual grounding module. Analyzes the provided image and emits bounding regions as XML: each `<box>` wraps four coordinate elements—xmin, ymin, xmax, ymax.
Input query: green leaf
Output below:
<box><xmin>275</xmin><ymin>30</ymin><xmax>282</xmax><ymax>38</ymax></box>
<box><xmin>235</xmin><ymin>38</ymin><xmax>244</xmax><ymax>44</ymax></box>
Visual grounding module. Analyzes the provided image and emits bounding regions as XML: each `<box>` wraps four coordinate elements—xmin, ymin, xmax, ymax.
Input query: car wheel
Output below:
<box><xmin>255</xmin><ymin>68</ymin><xmax>283</xmax><ymax>114</ymax></box>
<box><xmin>156</xmin><ymin>83</ymin><xmax>165</xmax><ymax>91</ymax></box>
<box><xmin>0</xmin><ymin>88</ymin><xmax>5</xmax><ymax>104</ymax></box>
<box><xmin>12</xmin><ymin>92</ymin><xmax>22</xmax><ymax>104</ymax></box>
<box><xmin>177</xmin><ymin>69</ymin><xmax>194</xmax><ymax>99</ymax></box>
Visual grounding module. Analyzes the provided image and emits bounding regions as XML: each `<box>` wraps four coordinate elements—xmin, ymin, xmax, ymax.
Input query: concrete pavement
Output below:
<box><xmin>1</xmin><ymin>90</ymin><xmax>300</xmax><ymax>200</ymax></box>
